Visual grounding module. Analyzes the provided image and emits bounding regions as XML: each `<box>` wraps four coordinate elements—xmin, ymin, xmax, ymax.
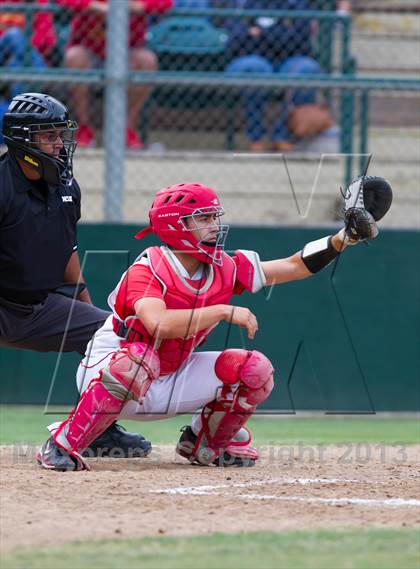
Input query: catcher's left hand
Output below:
<box><xmin>341</xmin><ymin>175</ymin><xmax>393</xmax><ymax>244</ymax></box>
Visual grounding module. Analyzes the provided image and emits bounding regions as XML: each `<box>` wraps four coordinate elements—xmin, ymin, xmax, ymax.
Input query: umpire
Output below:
<box><xmin>0</xmin><ymin>92</ymin><xmax>151</xmax><ymax>458</ymax></box>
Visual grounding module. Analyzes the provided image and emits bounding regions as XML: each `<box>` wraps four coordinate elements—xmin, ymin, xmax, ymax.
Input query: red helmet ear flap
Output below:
<box><xmin>135</xmin><ymin>226</ymin><xmax>153</xmax><ymax>240</ymax></box>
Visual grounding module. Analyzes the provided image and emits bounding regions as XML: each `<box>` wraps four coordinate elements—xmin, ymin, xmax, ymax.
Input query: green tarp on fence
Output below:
<box><xmin>1</xmin><ymin>225</ymin><xmax>418</xmax><ymax>412</ymax></box>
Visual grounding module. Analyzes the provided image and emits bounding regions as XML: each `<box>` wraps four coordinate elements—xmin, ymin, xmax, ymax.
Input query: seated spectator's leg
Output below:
<box><xmin>64</xmin><ymin>46</ymin><xmax>95</xmax><ymax>146</ymax></box>
<box><xmin>30</xmin><ymin>48</ymin><xmax>47</xmax><ymax>69</ymax></box>
<box><xmin>126</xmin><ymin>48</ymin><xmax>158</xmax><ymax>148</ymax></box>
<box><xmin>2</xmin><ymin>28</ymin><xmax>47</xmax><ymax>98</ymax></box>
<box><xmin>0</xmin><ymin>28</ymin><xmax>26</xmax><ymax>65</ymax></box>
<box><xmin>9</xmin><ymin>50</ymin><xmax>47</xmax><ymax>98</ymax></box>
<box><xmin>226</xmin><ymin>55</ymin><xmax>272</xmax><ymax>151</ymax></box>
<box><xmin>282</xmin><ymin>56</ymin><xmax>321</xmax><ymax>106</ymax></box>
<box><xmin>272</xmin><ymin>56</ymin><xmax>322</xmax><ymax>149</ymax></box>
<box><xmin>0</xmin><ymin>98</ymin><xmax>9</xmax><ymax>145</ymax></box>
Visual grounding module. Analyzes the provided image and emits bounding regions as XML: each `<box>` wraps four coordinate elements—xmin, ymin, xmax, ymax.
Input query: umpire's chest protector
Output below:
<box><xmin>111</xmin><ymin>246</ymin><xmax>237</xmax><ymax>376</ymax></box>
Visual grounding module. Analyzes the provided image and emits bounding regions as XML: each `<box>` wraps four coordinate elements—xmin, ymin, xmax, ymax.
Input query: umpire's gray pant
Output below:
<box><xmin>0</xmin><ymin>293</ymin><xmax>109</xmax><ymax>355</ymax></box>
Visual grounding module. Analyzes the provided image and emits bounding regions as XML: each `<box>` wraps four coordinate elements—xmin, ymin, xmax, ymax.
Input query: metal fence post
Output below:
<box><xmin>23</xmin><ymin>10</ymin><xmax>33</xmax><ymax>67</ymax></box>
<box><xmin>340</xmin><ymin>17</ymin><xmax>354</xmax><ymax>185</ymax></box>
<box><xmin>359</xmin><ymin>89</ymin><xmax>370</xmax><ymax>174</ymax></box>
<box><xmin>104</xmin><ymin>0</ymin><xmax>129</xmax><ymax>221</ymax></box>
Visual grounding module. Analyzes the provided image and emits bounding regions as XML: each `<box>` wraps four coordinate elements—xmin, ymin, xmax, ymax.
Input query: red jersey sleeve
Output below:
<box><xmin>57</xmin><ymin>0</ymin><xmax>172</xmax><ymax>12</ymax></box>
<box><xmin>232</xmin><ymin>250</ymin><xmax>266</xmax><ymax>295</ymax></box>
<box><xmin>114</xmin><ymin>263</ymin><xmax>164</xmax><ymax>320</ymax></box>
<box><xmin>33</xmin><ymin>0</ymin><xmax>56</xmax><ymax>59</ymax></box>
<box><xmin>141</xmin><ymin>0</ymin><xmax>173</xmax><ymax>14</ymax></box>
<box><xmin>55</xmin><ymin>0</ymin><xmax>92</xmax><ymax>9</ymax></box>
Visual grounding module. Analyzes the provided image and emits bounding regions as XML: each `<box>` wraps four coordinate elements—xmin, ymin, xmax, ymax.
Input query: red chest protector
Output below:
<box><xmin>111</xmin><ymin>246</ymin><xmax>237</xmax><ymax>375</ymax></box>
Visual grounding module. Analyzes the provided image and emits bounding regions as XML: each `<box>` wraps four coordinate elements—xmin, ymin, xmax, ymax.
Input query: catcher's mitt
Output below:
<box><xmin>342</xmin><ymin>175</ymin><xmax>393</xmax><ymax>243</ymax></box>
<box><xmin>343</xmin><ymin>176</ymin><xmax>393</xmax><ymax>221</ymax></box>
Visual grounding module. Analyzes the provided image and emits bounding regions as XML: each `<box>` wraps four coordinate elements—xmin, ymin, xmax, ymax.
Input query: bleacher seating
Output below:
<box><xmin>0</xmin><ymin>4</ymin><xmax>359</xmax><ymax>161</ymax></box>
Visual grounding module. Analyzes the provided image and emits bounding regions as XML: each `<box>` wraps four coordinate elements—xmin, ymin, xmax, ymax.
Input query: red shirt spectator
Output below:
<box><xmin>0</xmin><ymin>0</ymin><xmax>56</xmax><ymax>60</ymax></box>
<box><xmin>56</xmin><ymin>0</ymin><xmax>172</xmax><ymax>59</ymax></box>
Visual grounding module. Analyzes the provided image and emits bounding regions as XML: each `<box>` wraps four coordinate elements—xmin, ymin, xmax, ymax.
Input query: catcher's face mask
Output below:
<box><xmin>180</xmin><ymin>207</ymin><xmax>229</xmax><ymax>266</ymax></box>
<box><xmin>7</xmin><ymin>120</ymin><xmax>78</xmax><ymax>186</ymax></box>
<box><xmin>135</xmin><ymin>183</ymin><xmax>229</xmax><ymax>266</ymax></box>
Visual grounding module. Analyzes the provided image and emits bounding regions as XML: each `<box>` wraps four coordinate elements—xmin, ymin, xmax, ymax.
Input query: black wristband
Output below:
<box><xmin>301</xmin><ymin>236</ymin><xmax>340</xmax><ymax>274</ymax></box>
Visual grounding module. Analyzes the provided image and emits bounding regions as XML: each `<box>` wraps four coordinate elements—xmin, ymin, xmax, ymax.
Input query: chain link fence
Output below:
<box><xmin>0</xmin><ymin>1</ymin><xmax>419</xmax><ymax>228</ymax></box>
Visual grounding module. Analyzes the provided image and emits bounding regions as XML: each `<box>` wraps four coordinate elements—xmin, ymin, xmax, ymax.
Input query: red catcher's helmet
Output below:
<box><xmin>135</xmin><ymin>183</ymin><xmax>229</xmax><ymax>265</ymax></box>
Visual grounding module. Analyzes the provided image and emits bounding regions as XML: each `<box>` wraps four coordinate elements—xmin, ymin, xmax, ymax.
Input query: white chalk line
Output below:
<box><xmin>236</xmin><ymin>494</ymin><xmax>420</xmax><ymax>507</ymax></box>
<box><xmin>151</xmin><ymin>477</ymin><xmax>420</xmax><ymax>508</ymax></box>
<box><xmin>150</xmin><ymin>478</ymin><xmax>358</xmax><ymax>496</ymax></box>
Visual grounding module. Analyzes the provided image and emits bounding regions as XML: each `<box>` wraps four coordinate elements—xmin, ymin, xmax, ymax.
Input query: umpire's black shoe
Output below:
<box><xmin>213</xmin><ymin>451</ymin><xmax>255</xmax><ymax>468</ymax></box>
<box><xmin>177</xmin><ymin>426</ymin><xmax>255</xmax><ymax>468</ymax></box>
<box><xmin>36</xmin><ymin>437</ymin><xmax>77</xmax><ymax>472</ymax></box>
<box><xmin>83</xmin><ymin>422</ymin><xmax>152</xmax><ymax>458</ymax></box>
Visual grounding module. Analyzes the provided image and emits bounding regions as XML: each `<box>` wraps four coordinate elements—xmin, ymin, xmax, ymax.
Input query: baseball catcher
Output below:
<box><xmin>37</xmin><ymin>177</ymin><xmax>392</xmax><ymax>471</ymax></box>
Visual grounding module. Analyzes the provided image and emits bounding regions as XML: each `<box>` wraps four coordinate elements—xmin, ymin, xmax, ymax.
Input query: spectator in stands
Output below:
<box><xmin>336</xmin><ymin>0</ymin><xmax>352</xmax><ymax>13</ymax></box>
<box><xmin>56</xmin><ymin>0</ymin><xmax>173</xmax><ymax>149</ymax></box>
<box><xmin>0</xmin><ymin>0</ymin><xmax>56</xmax><ymax>70</ymax></box>
<box><xmin>221</xmin><ymin>0</ymin><xmax>334</xmax><ymax>152</ymax></box>
<box><xmin>0</xmin><ymin>0</ymin><xmax>56</xmax><ymax>143</ymax></box>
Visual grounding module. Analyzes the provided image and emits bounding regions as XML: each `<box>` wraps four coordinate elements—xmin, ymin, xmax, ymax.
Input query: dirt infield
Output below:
<box><xmin>1</xmin><ymin>445</ymin><xmax>419</xmax><ymax>554</ymax></box>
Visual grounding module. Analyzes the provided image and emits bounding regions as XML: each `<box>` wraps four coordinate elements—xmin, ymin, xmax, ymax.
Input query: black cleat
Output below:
<box><xmin>176</xmin><ymin>425</ymin><xmax>198</xmax><ymax>461</ymax></box>
<box><xmin>213</xmin><ymin>452</ymin><xmax>255</xmax><ymax>468</ymax></box>
<box><xmin>82</xmin><ymin>422</ymin><xmax>152</xmax><ymax>458</ymax></box>
<box><xmin>36</xmin><ymin>437</ymin><xmax>78</xmax><ymax>472</ymax></box>
<box><xmin>176</xmin><ymin>426</ymin><xmax>255</xmax><ymax>468</ymax></box>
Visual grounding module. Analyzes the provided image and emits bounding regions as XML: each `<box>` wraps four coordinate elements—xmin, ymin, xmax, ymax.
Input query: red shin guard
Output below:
<box><xmin>53</xmin><ymin>377</ymin><xmax>124</xmax><ymax>462</ymax></box>
<box><xmin>192</xmin><ymin>349</ymin><xmax>274</xmax><ymax>464</ymax></box>
<box><xmin>52</xmin><ymin>343</ymin><xmax>160</xmax><ymax>461</ymax></box>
